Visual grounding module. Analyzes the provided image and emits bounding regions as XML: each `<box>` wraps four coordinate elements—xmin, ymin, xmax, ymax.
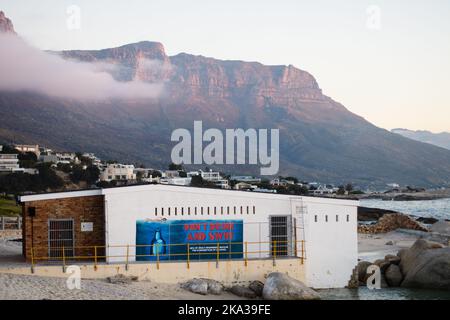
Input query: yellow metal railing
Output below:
<box><xmin>29</xmin><ymin>240</ymin><xmax>306</xmax><ymax>272</ymax></box>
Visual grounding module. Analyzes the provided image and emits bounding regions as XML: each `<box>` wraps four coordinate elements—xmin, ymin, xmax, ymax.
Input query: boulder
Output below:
<box><xmin>357</xmin><ymin>261</ymin><xmax>372</xmax><ymax>282</ymax></box>
<box><xmin>106</xmin><ymin>274</ymin><xmax>138</xmax><ymax>284</ymax></box>
<box><xmin>358</xmin><ymin>213</ymin><xmax>428</xmax><ymax>234</ymax></box>
<box><xmin>385</xmin><ymin>264</ymin><xmax>403</xmax><ymax>287</ymax></box>
<box><xmin>399</xmin><ymin>239</ymin><xmax>443</xmax><ymax>276</ymax></box>
<box><xmin>374</xmin><ymin>259</ymin><xmax>390</xmax><ymax>273</ymax></box>
<box><xmin>430</xmin><ymin>220</ymin><xmax>450</xmax><ymax>235</ymax></box>
<box><xmin>181</xmin><ymin>278</ymin><xmax>224</xmax><ymax>295</ymax></box>
<box><xmin>262</xmin><ymin>272</ymin><xmax>320</xmax><ymax>300</ymax></box>
<box><xmin>347</xmin><ymin>266</ymin><xmax>359</xmax><ymax>289</ymax></box>
<box><xmin>385</xmin><ymin>254</ymin><xmax>401</xmax><ymax>265</ymax></box>
<box><xmin>248</xmin><ymin>281</ymin><xmax>264</xmax><ymax>297</ymax></box>
<box><xmin>229</xmin><ymin>285</ymin><xmax>257</xmax><ymax>299</ymax></box>
<box><xmin>204</xmin><ymin>279</ymin><xmax>224</xmax><ymax>295</ymax></box>
<box><xmin>380</xmin><ymin>274</ymin><xmax>389</xmax><ymax>288</ymax></box>
<box><xmin>181</xmin><ymin>279</ymin><xmax>208</xmax><ymax>295</ymax></box>
<box><xmin>399</xmin><ymin>239</ymin><xmax>450</xmax><ymax>290</ymax></box>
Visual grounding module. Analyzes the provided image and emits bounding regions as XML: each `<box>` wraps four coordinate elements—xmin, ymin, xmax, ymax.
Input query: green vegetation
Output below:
<box><xmin>70</xmin><ymin>165</ymin><xmax>100</xmax><ymax>185</ymax></box>
<box><xmin>0</xmin><ymin>163</ymin><xmax>64</xmax><ymax>194</ymax></box>
<box><xmin>0</xmin><ymin>196</ymin><xmax>20</xmax><ymax>217</ymax></box>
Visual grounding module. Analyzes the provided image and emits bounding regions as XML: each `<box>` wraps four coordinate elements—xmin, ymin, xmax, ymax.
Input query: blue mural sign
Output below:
<box><xmin>136</xmin><ymin>219</ymin><xmax>244</xmax><ymax>261</ymax></box>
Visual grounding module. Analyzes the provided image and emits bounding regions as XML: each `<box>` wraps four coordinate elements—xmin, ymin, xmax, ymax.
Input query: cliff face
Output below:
<box><xmin>1</xmin><ymin>13</ymin><xmax>450</xmax><ymax>187</ymax></box>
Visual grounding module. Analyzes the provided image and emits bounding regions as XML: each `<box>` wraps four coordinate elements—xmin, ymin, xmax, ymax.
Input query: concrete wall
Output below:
<box><xmin>302</xmin><ymin>199</ymin><xmax>358</xmax><ymax>288</ymax></box>
<box><xmin>0</xmin><ymin>258</ymin><xmax>305</xmax><ymax>286</ymax></box>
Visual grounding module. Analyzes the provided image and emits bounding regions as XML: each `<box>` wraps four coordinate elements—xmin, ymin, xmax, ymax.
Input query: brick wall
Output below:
<box><xmin>22</xmin><ymin>195</ymin><xmax>105</xmax><ymax>262</ymax></box>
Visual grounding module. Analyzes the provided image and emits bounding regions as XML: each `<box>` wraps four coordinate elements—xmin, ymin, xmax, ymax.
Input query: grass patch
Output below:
<box><xmin>0</xmin><ymin>196</ymin><xmax>21</xmax><ymax>217</ymax></box>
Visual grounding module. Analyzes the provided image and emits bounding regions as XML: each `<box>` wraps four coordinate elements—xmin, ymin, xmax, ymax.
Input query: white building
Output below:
<box><xmin>0</xmin><ymin>154</ymin><xmax>21</xmax><ymax>172</ymax></box>
<box><xmin>0</xmin><ymin>154</ymin><xmax>38</xmax><ymax>174</ymax></box>
<box><xmin>55</xmin><ymin>152</ymin><xmax>79</xmax><ymax>164</ymax></box>
<box><xmin>270</xmin><ymin>178</ymin><xmax>296</xmax><ymax>187</ymax></box>
<box><xmin>312</xmin><ymin>184</ymin><xmax>337</xmax><ymax>195</ymax></box>
<box><xmin>134</xmin><ymin>168</ymin><xmax>161</xmax><ymax>183</ymax></box>
<box><xmin>188</xmin><ymin>170</ymin><xmax>230</xmax><ymax>189</ymax></box>
<box><xmin>160</xmin><ymin>177</ymin><xmax>192</xmax><ymax>186</ymax></box>
<box><xmin>100</xmin><ymin>164</ymin><xmax>136</xmax><ymax>182</ymax></box>
<box><xmin>14</xmin><ymin>144</ymin><xmax>40</xmax><ymax>157</ymax></box>
<box><xmin>20</xmin><ymin>185</ymin><xmax>358</xmax><ymax>289</ymax></box>
<box><xmin>82</xmin><ymin>153</ymin><xmax>103</xmax><ymax>167</ymax></box>
<box><xmin>234</xmin><ymin>182</ymin><xmax>257</xmax><ymax>191</ymax></box>
<box><xmin>230</xmin><ymin>176</ymin><xmax>262</xmax><ymax>184</ymax></box>
<box><xmin>39</xmin><ymin>154</ymin><xmax>59</xmax><ymax>163</ymax></box>
<box><xmin>162</xmin><ymin>170</ymin><xmax>180</xmax><ymax>179</ymax></box>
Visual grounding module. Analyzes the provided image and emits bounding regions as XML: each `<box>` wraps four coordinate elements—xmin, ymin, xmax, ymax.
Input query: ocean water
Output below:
<box><xmin>318</xmin><ymin>287</ymin><xmax>450</xmax><ymax>300</ymax></box>
<box><xmin>360</xmin><ymin>198</ymin><xmax>450</xmax><ymax>220</ymax></box>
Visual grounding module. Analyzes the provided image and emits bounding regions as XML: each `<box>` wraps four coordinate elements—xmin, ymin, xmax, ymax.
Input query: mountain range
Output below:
<box><xmin>1</xmin><ymin>11</ymin><xmax>450</xmax><ymax>188</ymax></box>
<box><xmin>392</xmin><ymin>129</ymin><xmax>450</xmax><ymax>151</ymax></box>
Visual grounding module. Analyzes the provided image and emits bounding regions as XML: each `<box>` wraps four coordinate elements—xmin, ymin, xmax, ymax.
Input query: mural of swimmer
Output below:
<box><xmin>135</xmin><ymin>219</ymin><xmax>244</xmax><ymax>261</ymax></box>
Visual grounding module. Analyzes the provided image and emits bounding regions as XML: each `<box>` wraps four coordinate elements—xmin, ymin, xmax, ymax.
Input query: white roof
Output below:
<box><xmin>20</xmin><ymin>184</ymin><xmax>359</xmax><ymax>207</ymax></box>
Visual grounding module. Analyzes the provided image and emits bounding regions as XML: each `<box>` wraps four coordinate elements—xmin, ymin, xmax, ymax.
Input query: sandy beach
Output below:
<box><xmin>0</xmin><ymin>272</ymin><xmax>246</xmax><ymax>300</ymax></box>
<box><xmin>358</xmin><ymin>230</ymin><xmax>422</xmax><ymax>262</ymax></box>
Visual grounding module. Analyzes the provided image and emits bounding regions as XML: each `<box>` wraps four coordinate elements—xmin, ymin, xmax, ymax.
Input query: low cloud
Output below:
<box><xmin>0</xmin><ymin>34</ymin><xmax>163</xmax><ymax>100</ymax></box>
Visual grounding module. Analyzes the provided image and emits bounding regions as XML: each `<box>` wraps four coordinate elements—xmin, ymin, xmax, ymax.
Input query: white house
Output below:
<box><xmin>82</xmin><ymin>153</ymin><xmax>103</xmax><ymax>167</ymax></box>
<box><xmin>160</xmin><ymin>177</ymin><xmax>192</xmax><ymax>186</ymax></box>
<box><xmin>14</xmin><ymin>144</ymin><xmax>40</xmax><ymax>157</ymax></box>
<box><xmin>55</xmin><ymin>152</ymin><xmax>79</xmax><ymax>164</ymax></box>
<box><xmin>234</xmin><ymin>182</ymin><xmax>257</xmax><ymax>190</ymax></box>
<box><xmin>0</xmin><ymin>154</ymin><xmax>21</xmax><ymax>172</ymax></box>
<box><xmin>188</xmin><ymin>169</ymin><xmax>229</xmax><ymax>189</ymax></box>
<box><xmin>0</xmin><ymin>154</ymin><xmax>38</xmax><ymax>174</ymax></box>
<box><xmin>312</xmin><ymin>184</ymin><xmax>337</xmax><ymax>195</ymax></box>
<box><xmin>270</xmin><ymin>178</ymin><xmax>296</xmax><ymax>187</ymax></box>
<box><xmin>100</xmin><ymin>163</ymin><xmax>136</xmax><ymax>182</ymax></box>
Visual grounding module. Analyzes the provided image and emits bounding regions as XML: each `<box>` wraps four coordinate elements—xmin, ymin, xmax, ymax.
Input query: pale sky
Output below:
<box><xmin>1</xmin><ymin>0</ymin><xmax>449</xmax><ymax>132</ymax></box>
